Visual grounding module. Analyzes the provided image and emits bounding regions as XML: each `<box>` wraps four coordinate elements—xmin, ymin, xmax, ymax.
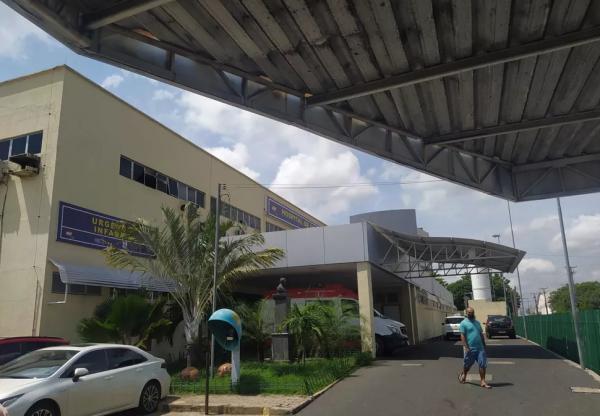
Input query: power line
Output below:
<box><xmin>224</xmin><ymin>179</ymin><xmax>444</xmax><ymax>190</ymax></box>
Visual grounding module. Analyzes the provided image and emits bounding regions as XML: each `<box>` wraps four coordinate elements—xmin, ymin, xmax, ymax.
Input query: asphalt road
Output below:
<box><xmin>297</xmin><ymin>338</ymin><xmax>600</xmax><ymax>416</ymax></box>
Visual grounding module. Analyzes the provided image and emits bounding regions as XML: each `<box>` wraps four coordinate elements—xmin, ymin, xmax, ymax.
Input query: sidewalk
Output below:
<box><xmin>161</xmin><ymin>394</ymin><xmax>308</xmax><ymax>415</ymax></box>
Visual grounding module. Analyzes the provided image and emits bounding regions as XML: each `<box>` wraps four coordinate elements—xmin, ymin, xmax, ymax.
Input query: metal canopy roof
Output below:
<box><xmin>370</xmin><ymin>224</ymin><xmax>526</xmax><ymax>278</ymax></box>
<box><xmin>7</xmin><ymin>0</ymin><xmax>600</xmax><ymax>201</ymax></box>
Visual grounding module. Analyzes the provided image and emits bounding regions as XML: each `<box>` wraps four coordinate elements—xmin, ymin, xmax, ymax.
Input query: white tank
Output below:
<box><xmin>472</xmin><ymin>274</ymin><xmax>492</xmax><ymax>301</ymax></box>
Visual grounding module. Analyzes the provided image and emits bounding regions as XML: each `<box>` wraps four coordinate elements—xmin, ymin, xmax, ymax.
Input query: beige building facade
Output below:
<box><xmin>0</xmin><ymin>66</ymin><xmax>324</xmax><ymax>343</ymax></box>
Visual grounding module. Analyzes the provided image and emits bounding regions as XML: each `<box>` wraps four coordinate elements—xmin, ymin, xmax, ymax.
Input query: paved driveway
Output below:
<box><xmin>298</xmin><ymin>338</ymin><xmax>600</xmax><ymax>416</ymax></box>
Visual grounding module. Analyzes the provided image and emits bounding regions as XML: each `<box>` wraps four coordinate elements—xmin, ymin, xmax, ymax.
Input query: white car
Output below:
<box><xmin>442</xmin><ymin>315</ymin><xmax>465</xmax><ymax>340</ymax></box>
<box><xmin>0</xmin><ymin>344</ymin><xmax>170</xmax><ymax>416</ymax></box>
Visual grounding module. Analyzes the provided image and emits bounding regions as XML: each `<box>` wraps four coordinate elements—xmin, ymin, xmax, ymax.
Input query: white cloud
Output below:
<box><xmin>152</xmin><ymin>89</ymin><xmax>176</xmax><ymax>101</ymax></box>
<box><xmin>206</xmin><ymin>143</ymin><xmax>260</xmax><ymax>180</ymax></box>
<box><xmin>101</xmin><ymin>74</ymin><xmax>124</xmax><ymax>89</ymax></box>
<box><xmin>529</xmin><ymin>215</ymin><xmax>558</xmax><ymax>231</ymax></box>
<box><xmin>271</xmin><ymin>151</ymin><xmax>377</xmax><ymax>221</ymax></box>
<box><xmin>0</xmin><ymin>3</ymin><xmax>53</xmax><ymax>59</ymax></box>
<box><xmin>551</xmin><ymin>214</ymin><xmax>600</xmax><ymax>252</ymax></box>
<box><xmin>519</xmin><ymin>258</ymin><xmax>556</xmax><ymax>273</ymax></box>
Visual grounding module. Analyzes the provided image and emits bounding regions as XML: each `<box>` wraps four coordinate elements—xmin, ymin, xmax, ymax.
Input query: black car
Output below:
<box><xmin>485</xmin><ymin>315</ymin><xmax>516</xmax><ymax>339</ymax></box>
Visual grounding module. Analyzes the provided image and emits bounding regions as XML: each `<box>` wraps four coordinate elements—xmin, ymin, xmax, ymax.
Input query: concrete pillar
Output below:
<box><xmin>357</xmin><ymin>262</ymin><xmax>375</xmax><ymax>357</ymax></box>
<box><xmin>409</xmin><ymin>285</ymin><xmax>420</xmax><ymax>344</ymax></box>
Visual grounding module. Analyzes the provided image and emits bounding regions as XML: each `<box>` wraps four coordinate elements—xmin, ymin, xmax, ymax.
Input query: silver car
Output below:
<box><xmin>443</xmin><ymin>315</ymin><xmax>465</xmax><ymax>340</ymax></box>
<box><xmin>0</xmin><ymin>344</ymin><xmax>170</xmax><ymax>416</ymax></box>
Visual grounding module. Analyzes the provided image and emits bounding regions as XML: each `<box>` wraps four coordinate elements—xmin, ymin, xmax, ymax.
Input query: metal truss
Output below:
<box><xmin>374</xmin><ymin>225</ymin><xmax>523</xmax><ymax>279</ymax></box>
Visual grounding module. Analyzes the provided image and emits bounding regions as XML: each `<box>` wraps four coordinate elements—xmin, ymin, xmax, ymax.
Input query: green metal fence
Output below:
<box><xmin>515</xmin><ymin>310</ymin><xmax>600</xmax><ymax>374</ymax></box>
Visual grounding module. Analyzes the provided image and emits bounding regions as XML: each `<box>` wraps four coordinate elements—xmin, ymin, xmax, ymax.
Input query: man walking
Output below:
<box><xmin>458</xmin><ymin>307</ymin><xmax>491</xmax><ymax>389</ymax></box>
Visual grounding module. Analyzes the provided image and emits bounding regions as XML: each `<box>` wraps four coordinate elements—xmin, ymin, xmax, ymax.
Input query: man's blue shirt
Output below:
<box><xmin>460</xmin><ymin>318</ymin><xmax>484</xmax><ymax>350</ymax></box>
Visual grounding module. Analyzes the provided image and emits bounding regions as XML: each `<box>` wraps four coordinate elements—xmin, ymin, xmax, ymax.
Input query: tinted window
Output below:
<box><xmin>187</xmin><ymin>187</ymin><xmax>196</xmax><ymax>203</ymax></box>
<box><xmin>144</xmin><ymin>168</ymin><xmax>156</xmax><ymax>189</ymax></box>
<box><xmin>119</xmin><ymin>157</ymin><xmax>132</xmax><ymax>178</ymax></box>
<box><xmin>178</xmin><ymin>183</ymin><xmax>187</xmax><ymax>200</ymax></box>
<box><xmin>156</xmin><ymin>174</ymin><xmax>168</xmax><ymax>193</ymax></box>
<box><xmin>196</xmin><ymin>191</ymin><xmax>204</xmax><ymax>207</ymax></box>
<box><xmin>0</xmin><ymin>141</ymin><xmax>9</xmax><ymax>160</ymax></box>
<box><xmin>446</xmin><ymin>317</ymin><xmax>464</xmax><ymax>324</ymax></box>
<box><xmin>21</xmin><ymin>342</ymin><xmax>43</xmax><ymax>354</ymax></box>
<box><xmin>10</xmin><ymin>136</ymin><xmax>26</xmax><ymax>155</ymax></box>
<box><xmin>168</xmin><ymin>178</ymin><xmax>178</xmax><ymax>197</ymax></box>
<box><xmin>27</xmin><ymin>133</ymin><xmax>43</xmax><ymax>153</ymax></box>
<box><xmin>107</xmin><ymin>348</ymin><xmax>146</xmax><ymax>369</ymax></box>
<box><xmin>0</xmin><ymin>349</ymin><xmax>78</xmax><ymax>379</ymax></box>
<box><xmin>64</xmin><ymin>350</ymin><xmax>108</xmax><ymax>377</ymax></box>
<box><xmin>133</xmin><ymin>163</ymin><xmax>144</xmax><ymax>184</ymax></box>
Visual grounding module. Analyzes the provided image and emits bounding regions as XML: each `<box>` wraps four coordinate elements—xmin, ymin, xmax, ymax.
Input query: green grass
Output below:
<box><xmin>170</xmin><ymin>353</ymin><xmax>372</xmax><ymax>396</ymax></box>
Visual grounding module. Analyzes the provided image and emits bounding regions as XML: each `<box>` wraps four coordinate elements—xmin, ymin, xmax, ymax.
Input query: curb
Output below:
<box><xmin>161</xmin><ymin>399</ymin><xmax>290</xmax><ymax>415</ymax></box>
<box><xmin>519</xmin><ymin>337</ymin><xmax>600</xmax><ymax>384</ymax></box>
<box><xmin>290</xmin><ymin>377</ymin><xmax>344</xmax><ymax>414</ymax></box>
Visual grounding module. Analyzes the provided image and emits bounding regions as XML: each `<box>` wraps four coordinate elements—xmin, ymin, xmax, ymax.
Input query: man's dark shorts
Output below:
<box><xmin>464</xmin><ymin>349</ymin><xmax>487</xmax><ymax>369</ymax></box>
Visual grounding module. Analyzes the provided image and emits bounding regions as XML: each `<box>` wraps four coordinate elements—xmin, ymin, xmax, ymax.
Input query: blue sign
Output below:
<box><xmin>266</xmin><ymin>197</ymin><xmax>318</xmax><ymax>229</ymax></box>
<box><xmin>57</xmin><ymin>202</ymin><xmax>153</xmax><ymax>257</ymax></box>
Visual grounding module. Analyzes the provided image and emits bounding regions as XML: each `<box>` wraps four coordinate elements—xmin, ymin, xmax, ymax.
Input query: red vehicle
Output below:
<box><xmin>0</xmin><ymin>337</ymin><xmax>69</xmax><ymax>365</ymax></box>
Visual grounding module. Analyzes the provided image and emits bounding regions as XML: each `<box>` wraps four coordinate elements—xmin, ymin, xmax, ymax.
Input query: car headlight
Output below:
<box><xmin>1</xmin><ymin>394</ymin><xmax>24</xmax><ymax>407</ymax></box>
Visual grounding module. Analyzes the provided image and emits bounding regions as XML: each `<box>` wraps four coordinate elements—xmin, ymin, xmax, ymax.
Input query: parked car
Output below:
<box><xmin>0</xmin><ymin>344</ymin><xmax>170</xmax><ymax>416</ymax></box>
<box><xmin>373</xmin><ymin>309</ymin><xmax>410</xmax><ymax>356</ymax></box>
<box><xmin>485</xmin><ymin>315</ymin><xmax>516</xmax><ymax>339</ymax></box>
<box><xmin>442</xmin><ymin>315</ymin><xmax>465</xmax><ymax>340</ymax></box>
<box><xmin>0</xmin><ymin>337</ymin><xmax>69</xmax><ymax>365</ymax></box>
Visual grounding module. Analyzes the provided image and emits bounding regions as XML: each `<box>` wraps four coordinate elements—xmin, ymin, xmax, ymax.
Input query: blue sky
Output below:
<box><xmin>2</xmin><ymin>3</ymin><xmax>599</xmax><ymax>309</ymax></box>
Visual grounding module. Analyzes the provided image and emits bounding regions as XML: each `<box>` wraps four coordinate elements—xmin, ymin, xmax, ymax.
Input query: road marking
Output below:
<box><xmin>401</xmin><ymin>363</ymin><xmax>423</xmax><ymax>367</ymax></box>
<box><xmin>466</xmin><ymin>374</ymin><xmax>493</xmax><ymax>382</ymax></box>
<box><xmin>570</xmin><ymin>387</ymin><xmax>600</xmax><ymax>394</ymax></box>
<box><xmin>489</xmin><ymin>361</ymin><xmax>515</xmax><ymax>365</ymax></box>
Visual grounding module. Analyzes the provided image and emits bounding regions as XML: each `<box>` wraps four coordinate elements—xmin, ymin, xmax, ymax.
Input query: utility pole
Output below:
<box><xmin>541</xmin><ymin>288</ymin><xmax>549</xmax><ymax>315</ymax></box>
<box><xmin>533</xmin><ymin>293</ymin><xmax>540</xmax><ymax>315</ymax></box>
<box><xmin>556</xmin><ymin>197</ymin><xmax>585</xmax><ymax>369</ymax></box>
<box><xmin>507</xmin><ymin>201</ymin><xmax>528</xmax><ymax>338</ymax></box>
<box><xmin>210</xmin><ymin>184</ymin><xmax>222</xmax><ymax>378</ymax></box>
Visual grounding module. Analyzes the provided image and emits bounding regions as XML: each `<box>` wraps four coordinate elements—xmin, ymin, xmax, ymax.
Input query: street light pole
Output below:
<box><xmin>210</xmin><ymin>184</ymin><xmax>222</xmax><ymax>378</ymax></box>
<box><xmin>556</xmin><ymin>197</ymin><xmax>585</xmax><ymax>369</ymax></box>
<box><xmin>507</xmin><ymin>201</ymin><xmax>528</xmax><ymax>338</ymax></box>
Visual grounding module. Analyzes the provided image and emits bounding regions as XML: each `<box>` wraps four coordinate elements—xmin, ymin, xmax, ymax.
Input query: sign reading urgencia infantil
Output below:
<box><xmin>266</xmin><ymin>197</ymin><xmax>318</xmax><ymax>229</ymax></box>
<box><xmin>57</xmin><ymin>202</ymin><xmax>153</xmax><ymax>257</ymax></box>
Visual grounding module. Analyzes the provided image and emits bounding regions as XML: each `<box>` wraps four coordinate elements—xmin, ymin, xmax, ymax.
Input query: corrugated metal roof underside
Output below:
<box><xmin>6</xmin><ymin>0</ymin><xmax>600</xmax><ymax>201</ymax></box>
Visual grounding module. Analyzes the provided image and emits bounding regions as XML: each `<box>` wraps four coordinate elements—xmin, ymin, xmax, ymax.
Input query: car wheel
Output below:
<box><xmin>139</xmin><ymin>380</ymin><xmax>161</xmax><ymax>414</ymax></box>
<box><xmin>26</xmin><ymin>401</ymin><xmax>59</xmax><ymax>416</ymax></box>
<box><xmin>510</xmin><ymin>332</ymin><xmax>517</xmax><ymax>339</ymax></box>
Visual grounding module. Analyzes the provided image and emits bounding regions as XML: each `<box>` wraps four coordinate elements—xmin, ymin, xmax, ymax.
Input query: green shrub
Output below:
<box><xmin>354</xmin><ymin>351</ymin><xmax>373</xmax><ymax>367</ymax></box>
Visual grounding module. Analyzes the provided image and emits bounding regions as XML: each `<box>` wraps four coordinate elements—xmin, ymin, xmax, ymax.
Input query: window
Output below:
<box><xmin>10</xmin><ymin>136</ymin><xmax>26</xmax><ymax>155</ymax></box>
<box><xmin>119</xmin><ymin>156</ymin><xmax>205</xmax><ymax>208</ymax></box>
<box><xmin>63</xmin><ymin>350</ymin><xmax>108</xmax><ymax>377</ymax></box>
<box><xmin>168</xmin><ymin>178</ymin><xmax>179</xmax><ymax>197</ymax></box>
<box><xmin>266</xmin><ymin>222</ymin><xmax>285</xmax><ymax>232</ymax></box>
<box><xmin>133</xmin><ymin>163</ymin><xmax>144</xmax><ymax>184</ymax></box>
<box><xmin>0</xmin><ymin>132</ymin><xmax>43</xmax><ymax>160</ymax></box>
<box><xmin>120</xmin><ymin>157</ymin><xmax>132</xmax><ymax>178</ymax></box>
<box><xmin>107</xmin><ymin>348</ymin><xmax>147</xmax><ymax>369</ymax></box>
<box><xmin>52</xmin><ymin>272</ymin><xmax>101</xmax><ymax>296</ymax></box>
<box><xmin>210</xmin><ymin>197</ymin><xmax>261</xmax><ymax>231</ymax></box>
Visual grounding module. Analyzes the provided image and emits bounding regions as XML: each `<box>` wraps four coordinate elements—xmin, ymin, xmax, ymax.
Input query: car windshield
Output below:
<box><xmin>446</xmin><ymin>317</ymin><xmax>464</xmax><ymax>324</ymax></box>
<box><xmin>489</xmin><ymin>316</ymin><xmax>509</xmax><ymax>322</ymax></box>
<box><xmin>0</xmin><ymin>349</ymin><xmax>78</xmax><ymax>379</ymax></box>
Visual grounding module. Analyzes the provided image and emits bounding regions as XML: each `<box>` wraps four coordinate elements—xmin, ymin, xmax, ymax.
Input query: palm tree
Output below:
<box><xmin>77</xmin><ymin>294</ymin><xmax>172</xmax><ymax>349</ymax></box>
<box><xmin>105</xmin><ymin>203</ymin><xmax>284</xmax><ymax>368</ymax></box>
<box><xmin>237</xmin><ymin>300</ymin><xmax>270</xmax><ymax>361</ymax></box>
<box><xmin>280</xmin><ymin>303</ymin><xmax>324</xmax><ymax>363</ymax></box>
<box><xmin>314</xmin><ymin>303</ymin><xmax>359</xmax><ymax>358</ymax></box>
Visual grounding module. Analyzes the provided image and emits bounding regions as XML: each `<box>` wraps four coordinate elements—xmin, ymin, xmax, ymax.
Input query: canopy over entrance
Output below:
<box><xmin>7</xmin><ymin>1</ymin><xmax>600</xmax><ymax>201</ymax></box>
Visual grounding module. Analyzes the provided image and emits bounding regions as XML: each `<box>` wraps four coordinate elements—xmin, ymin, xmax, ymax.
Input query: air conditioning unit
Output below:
<box><xmin>1</xmin><ymin>153</ymin><xmax>41</xmax><ymax>177</ymax></box>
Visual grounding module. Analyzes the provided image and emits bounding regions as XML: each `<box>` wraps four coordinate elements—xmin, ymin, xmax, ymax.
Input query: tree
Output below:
<box><xmin>280</xmin><ymin>303</ymin><xmax>324</xmax><ymax>363</ymax></box>
<box><xmin>237</xmin><ymin>300</ymin><xmax>270</xmax><ymax>362</ymax></box>
<box><xmin>77</xmin><ymin>294</ymin><xmax>172</xmax><ymax>349</ymax></box>
<box><xmin>105</xmin><ymin>203</ymin><xmax>284</xmax><ymax>368</ymax></box>
<box><xmin>447</xmin><ymin>275</ymin><xmax>472</xmax><ymax>311</ymax></box>
<box><xmin>490</xmin><ymin>273</ymin><xmax>520</xmax><ymax>314</ymax></box>
<box><xmin>434</xmin><ymin>275</ymin><xmax>448</xmax><ymax>288</ymax></box>
<box><xmin>314</xmin><ymin>302</ymin><xmax>359</xmax><ymax>358</ymax></box>
<box><xmin>549</xmin><ymin>281</ymin><xmax>600</xmax><ymax>313</ymax></box>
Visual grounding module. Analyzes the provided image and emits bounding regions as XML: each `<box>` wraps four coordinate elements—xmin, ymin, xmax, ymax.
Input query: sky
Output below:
<box><xmin>2</xmin><ymin>3</ymin><xmax>599</xmax><ymax>310</ymax></box>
